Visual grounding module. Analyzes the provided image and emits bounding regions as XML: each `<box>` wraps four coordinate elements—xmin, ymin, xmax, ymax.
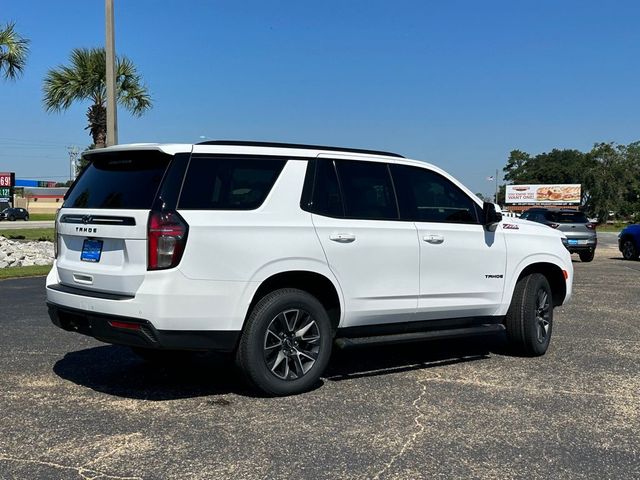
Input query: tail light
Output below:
<box><xmin>148</xmin><ymin>211</ymin><xmax>188</xmax><ymax>270</ymax></box>
<box><xmin>549</xmin><ymin>223</ymin><xmax>560</xmax><ymax>229</ymax></box>
<box><xmin>586</xmin><ymin>223</ymin><xmax>596</xmax><ymax>230</ymax></box>
<box><xmin>54</xmin><ymin>208</ymin><xmax>60</xmax><ymax>258</ymax></box>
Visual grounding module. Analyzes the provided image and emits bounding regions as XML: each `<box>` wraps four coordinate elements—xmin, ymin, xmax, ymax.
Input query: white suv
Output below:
<box><xmin>46</xmin><ymin>141</ymin><xmax>573</xmax><ymax>395</ymax></box>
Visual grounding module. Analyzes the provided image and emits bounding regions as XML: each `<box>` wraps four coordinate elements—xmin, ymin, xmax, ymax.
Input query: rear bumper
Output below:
<box><xmin>47</xmin><ymin>302</ymin><xmax>240</xmax><ymax>352</ymax></box>
<box><xmin>562</xmin><ymin>238</ymin><xmax>597</xmax><ymax>253</ymax></box>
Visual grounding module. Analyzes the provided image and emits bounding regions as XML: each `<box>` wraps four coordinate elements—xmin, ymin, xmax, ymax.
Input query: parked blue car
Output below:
<box><xmin>618</xmin><ymin>224</ymin><xmax>640</xmax><ymax>260</ymax></box>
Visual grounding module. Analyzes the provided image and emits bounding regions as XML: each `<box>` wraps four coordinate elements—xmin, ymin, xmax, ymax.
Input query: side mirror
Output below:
<box><xmin>483</xmin><ymin>202</ymin><xmax>502</xmax><ymax>226</ymax></box>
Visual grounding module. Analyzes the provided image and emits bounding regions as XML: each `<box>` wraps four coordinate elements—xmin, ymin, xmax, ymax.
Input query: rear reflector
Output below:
<box><xmin>109</xmin><ymin>320</ymin><xmax>141</xmax><ymax>331</ymax></box>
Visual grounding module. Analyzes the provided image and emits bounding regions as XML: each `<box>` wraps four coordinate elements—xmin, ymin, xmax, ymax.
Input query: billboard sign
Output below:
<box><xmin>0</xmin><ymin>173</ymin><xmax>13</xmax><ymax>203</ymax></box>
<box><xmin>505</xmin><ymin>184</ymin><xmax>581</xmax><ymax>205</ymax></box>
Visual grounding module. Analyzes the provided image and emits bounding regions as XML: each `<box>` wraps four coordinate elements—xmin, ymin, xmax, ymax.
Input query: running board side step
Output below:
<box><xmin>334</xmin><ymin>324</ymin><xmax>505</xmax><ymax>349</ymax></box>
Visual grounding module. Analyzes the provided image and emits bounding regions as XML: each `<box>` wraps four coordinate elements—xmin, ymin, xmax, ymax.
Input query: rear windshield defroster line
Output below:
<box><xmin>64</xmin><ymin>151</ymin><xmax>172</xmax><ymax>210</ymax></box>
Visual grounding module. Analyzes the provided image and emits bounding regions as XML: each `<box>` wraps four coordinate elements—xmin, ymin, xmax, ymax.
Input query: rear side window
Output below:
<box><xmin>64</xmin><ymin>151</ymin><xmax>171</xmax><ymax>209</ymax></box>
<box><xmin>310</xmin><ymin>160</ymin><xmax>344</xmax><ymax>217</ymax></box>
<box><xmin>390</xmin><ymin>164</ymin><xmax>479</xmax><ymax>223</ymax></box>
<box><xmin>335</xmin><ymin>160</ymin><xmax>398</xmax><ymax>220</ymax></box>
<box><xmin>178</xmin><ymin>156</ymin><xmax>286</xmax><ymax>210</ymax></box>
<box><xmin>545</xmin><ymin>211</ymin><xmax>588</xmax><ymax>223</ymax></box>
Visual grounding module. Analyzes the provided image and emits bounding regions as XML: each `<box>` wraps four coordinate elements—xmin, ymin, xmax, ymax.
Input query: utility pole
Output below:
<box><xmin>495</xmin><ymin>169</ymin><xmax>499</xmax><ymax>204</ymax></box>
<box><xmin>67</xmin><ymin>146</ymin><xmax>80</xmax><ymax>182</ymax></box>
<box><xmin>105</xmin><ymin>0</ymin><xmax>118</xmax><ymax>146</ymax></box>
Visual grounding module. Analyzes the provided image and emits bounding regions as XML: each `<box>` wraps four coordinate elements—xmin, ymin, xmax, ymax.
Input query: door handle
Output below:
<box><xmin>423</xmin><ymin>234</ymin><xmax>444</xmax><ymax>244</ymax></box>
<box><xmin>329</xmin><ymin>233</ymin><xmax>356</xmax><ymax>243</ymax></box>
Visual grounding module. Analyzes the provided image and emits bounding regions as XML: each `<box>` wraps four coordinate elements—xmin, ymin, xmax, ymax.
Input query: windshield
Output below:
<box><xmin>64</xmin><ymin>151</ymin><xmax>171</xmax><ymax>209</ymax></box>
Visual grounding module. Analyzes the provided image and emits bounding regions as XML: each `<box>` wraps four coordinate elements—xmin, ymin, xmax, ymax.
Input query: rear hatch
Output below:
<box><xmin>55</xmin><ymin>149</ymin><xmax>175</xmax><ymax>296</ymax></box>
<box><xmin>546</xmin><ymin>211</ymin><xmax>596</xmax><ymax>243</ymax></box>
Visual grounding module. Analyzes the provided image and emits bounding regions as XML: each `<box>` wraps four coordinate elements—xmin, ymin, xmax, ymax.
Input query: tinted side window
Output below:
<box><xmin>391</xmin><ymin>164</ymin><xmax>479</xmax><ymax>224</ymax></box>
<box><xmin>311</xmin><ymin>160</ymin><xmax>344</xmax><ymax>217</ymax></box>
<box><xmin>335</xmin><ymin>160</ymin><xmax>398</xmax><ymax>220</ymax></box>
<box><xmin>179</xmin><ymin>156</ymin><xmax>286</xmax><ymax>210</ymax></box>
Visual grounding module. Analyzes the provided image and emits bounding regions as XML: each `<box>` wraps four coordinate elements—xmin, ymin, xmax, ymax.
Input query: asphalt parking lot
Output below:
<box><xmin>0</xmin><ymin>240</ymin><xmax>638</xmax><ymax>479</ymax></box>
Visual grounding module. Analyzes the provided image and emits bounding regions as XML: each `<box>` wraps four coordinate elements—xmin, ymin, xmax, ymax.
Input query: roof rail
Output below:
<box><xmin>195</xmin><ymin>140</ymin><xmax>404</xmax><ymax>158</ymax></box>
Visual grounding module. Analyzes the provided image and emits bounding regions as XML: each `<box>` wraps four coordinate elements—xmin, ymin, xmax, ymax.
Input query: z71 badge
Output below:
<box><xmin>502</xmin><ymin>223</ymin><xmax>519</xmax><ymax>230</ymax></box>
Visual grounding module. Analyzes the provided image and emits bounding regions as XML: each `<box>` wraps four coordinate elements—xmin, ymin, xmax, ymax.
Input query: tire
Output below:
<box><xmin>505</xmin><ymin>273</ymin><xmax>553</xmax><ymax>356</ymax></box>
<box><xmin>621</xmin><ymin>239</ymin><xmax>638</xmax><ymax>260</ymax></box>
<box><xmin>579</xmin><ymin>250</ymin><xmax>595</xmax><ymax>262</ymax></box>
<box><xmin>236</xmin><ymin>288</ymin><xmax>333</xmax><ymax>396</ymax></box>
<box><xmin>23</xmin><ymin>215</ymin><xmax>29</xmax><ymax>221</ymax></box>
<box><xmin>8</xmin><ymin>216</ymin><xmax>14</xmax><ymax>221</ymax></box>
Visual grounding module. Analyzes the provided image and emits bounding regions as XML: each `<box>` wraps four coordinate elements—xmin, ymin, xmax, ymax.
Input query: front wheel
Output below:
<box><xmin>621</xmin><ymin>239</ymin><xmax>638</xmax><ymax>260</ymax></box>
<box><xmin>579</xmin><ymin>250</ymin><xmax>595</xmax><ymax>262</ymax></box>
<box><xmin>8</xmin><ymin>216</ymin><xmax>14</xmax><ymax>221</ymax></box>
<box><xmin>236</xmin><ymin>288</ymin><xmax>333</xmax><ymax>396</ymax></box>
<box><xmin>505</xmin><ymin>273</ymin><xmax>553</xmax><ymax>356</ymax></box>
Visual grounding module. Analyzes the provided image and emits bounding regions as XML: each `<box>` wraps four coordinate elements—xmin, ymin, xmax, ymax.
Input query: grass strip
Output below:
<box><xmin>0</xmin><ymin>228</ymin><xmax>55</xmax><ymax>242</ymax></box>
<box><xmin>0</xmin><ymin>264</ymin><xmax>52</xmax><ymax>280</ymax></box>
<box><xmin>27</xmin><ymin>213</ymin><xmax>57</xmax><ymax>221</ymax></box>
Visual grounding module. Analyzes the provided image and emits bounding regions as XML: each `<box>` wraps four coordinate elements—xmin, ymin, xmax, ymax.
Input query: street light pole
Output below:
<box><xmin>105</xmin><ymin>0</ymin><xmax>118</xmax><ymax>146</ymax></box>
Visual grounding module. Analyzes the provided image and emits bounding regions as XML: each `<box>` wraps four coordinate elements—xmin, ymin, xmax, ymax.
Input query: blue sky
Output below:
<box><xmin>1</xmin><ymin>0</ymin><xmax>639</xmax><ymax>195</ymax></box>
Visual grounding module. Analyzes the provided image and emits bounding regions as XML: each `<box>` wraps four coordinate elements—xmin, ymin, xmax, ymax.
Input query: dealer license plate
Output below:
<box><xmin>81</xmin><ymin>239</ymin><xmax>103</xmax><ymax>263</ymax></box>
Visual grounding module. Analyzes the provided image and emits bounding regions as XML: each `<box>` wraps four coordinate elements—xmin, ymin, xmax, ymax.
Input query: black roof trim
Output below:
<box><xmin>195</xmin><ymin>140</ymin><xmax>404</xmax><ymax>158</ymax></box>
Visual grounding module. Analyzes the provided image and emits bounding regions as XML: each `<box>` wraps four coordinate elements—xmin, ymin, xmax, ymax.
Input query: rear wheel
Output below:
<box><xmin>236</xmin><ymin>288</ymin><xmax>332</xmax><ymax>396</ymax></box>
<box><xmin>505</xmin><ymin>273</ymin><xmax>553</xmax><ymax>356</ymax></box>
<box><xmin>579</xmin><ymin>250</ymin><xmax>595</xmax><ymax>262</ymax></box>
<box><xmin>621</xmin><ymin>239</ymin><xmax>638</xmax><ymax>260</ymax></box>
<box><xmin>23</xmin><ymin>215</ymin><xmax>29</xmax><ymax>221</ymax></box>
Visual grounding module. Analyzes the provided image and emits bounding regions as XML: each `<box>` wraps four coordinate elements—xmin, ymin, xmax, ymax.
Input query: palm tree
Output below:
<box><xmin>0</xmin><ymin>22</ymin><xmax>30</xmax><ymax>80</ymax></box>
<box><xmin>43</xmin><ymin>47</ymin><xmax>152</xmax><ymax>148</ymax></box>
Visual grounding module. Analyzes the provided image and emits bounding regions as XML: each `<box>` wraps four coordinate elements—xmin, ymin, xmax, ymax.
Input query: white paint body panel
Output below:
<box><xmin>415</xmin><ymin>222</ymin><xmax>507</xmax><ymax>319</ymax></box>
<box><xmin>46</xmin><ymin>142</ymin><xmax>573</xmax><ymax>336</ymax></box>
<box><xmin>312</xmin><ymin>214</ymin><xmax>419</xmax><ymax>326</ymax></box>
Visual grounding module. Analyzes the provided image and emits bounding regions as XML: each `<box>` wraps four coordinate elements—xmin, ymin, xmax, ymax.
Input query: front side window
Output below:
<box><xmin>334</xmin><ymin>160</ymin><xmax>398</xmax><ymax>220</ymax></box>
<box><xmin>179</xmin><ymin>156</ymin><xmax>286</xmax><ymax>210</ymax></box>
<box><xmin>391</xmin><ymin>164</ymin><xmax>479</xmax><ymax>224</ymax></box>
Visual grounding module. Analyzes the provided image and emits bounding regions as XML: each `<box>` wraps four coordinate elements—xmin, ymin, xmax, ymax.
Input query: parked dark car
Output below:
<box><xmin>618</xmin><ymin>224</ymin><xmax>640</xmax><ymax>260</ymax></box>
<box><xmin>0</xmin><ymin>207</ymin><xmax>29</xmax><ymax>221</ymax></box>
<box><xmin>520</xmin><ymin>208</ymin><xmax>597</xmax><ymax>262</ymax></box>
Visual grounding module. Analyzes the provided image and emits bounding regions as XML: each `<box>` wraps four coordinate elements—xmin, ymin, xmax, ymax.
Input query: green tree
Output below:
<box><xmin>0</xmin><ymin>22</ymin><xmax>29</xmax><ymax>80</ymax></box>
<box><xmin>503</xmin><ymin>150</ymin><xmax>531</xmax><ymax>183</ymax></box>
<box><xmin>583</xmin><ymin>143</ymin><xmax>632</xmax><ymax>222</ymax></box>
<box><xmin>43</xmin><ymin>47</ymin><xmax>152</xmax><ymax>148</ymax></box>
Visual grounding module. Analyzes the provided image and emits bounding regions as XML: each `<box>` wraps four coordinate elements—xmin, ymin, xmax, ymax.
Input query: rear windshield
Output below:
<box><xmin>545</xmin><ymin>211</ymin><xmax>588</xmax><ymax>223</ymax></box>
<box><xmin>64</xmin><ymin>151</ymin><xmax>171</xmax><ymax>209</ymax></box>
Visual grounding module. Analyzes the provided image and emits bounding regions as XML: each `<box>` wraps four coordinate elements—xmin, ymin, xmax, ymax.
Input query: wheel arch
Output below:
<box><xmin>515</xmin><ymin>262</ymin><xmax>567</xmax><ymax>307</ymax></box>
<box><xmin>620</xmin><ymin>233</ymin><xmax>639</xmax><ymax>248</ymax></box>
<box><xmin>243</xmin><ymin>270</ymin><xmax>343</xmax><ymax>333</ymax></box>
